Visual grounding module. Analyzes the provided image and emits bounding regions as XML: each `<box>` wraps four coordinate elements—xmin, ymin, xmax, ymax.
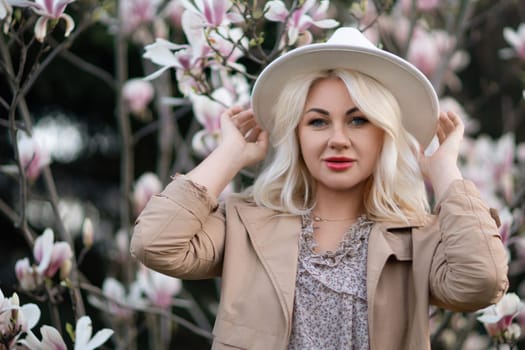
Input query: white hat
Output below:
<box><xmin>251</xmin><ymin>27</ymin><xmax>439</xmax><ymax>147</ymax></box>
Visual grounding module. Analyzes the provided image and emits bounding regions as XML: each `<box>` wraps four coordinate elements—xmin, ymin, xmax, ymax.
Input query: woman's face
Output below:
<box><xmin>297</xmin><ymin>77</ymin><xmax>385</xmax><ymax>196</ymax></box>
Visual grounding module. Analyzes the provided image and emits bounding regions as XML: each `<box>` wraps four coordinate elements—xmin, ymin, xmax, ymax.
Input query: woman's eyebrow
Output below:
<box><xmin>304</xmin><ymin>107</ymin><xmax>360</xmax><ymax>115</ymax></box>
<box><xmin>304</xmin><ymin>107</ymin><xmax>329</xmax><ymax>115</ymax></box>
<box><xmin>346</xmin><ymin>107</ymin><xmax>360</xmax><ymax>115</ymax></box>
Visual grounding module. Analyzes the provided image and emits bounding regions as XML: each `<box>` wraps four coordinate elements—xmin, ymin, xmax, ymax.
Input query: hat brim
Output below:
<box><xmin>251</xmin><ymin>44</ymin><xmax>439</xmax><ymax>148</ymax></box>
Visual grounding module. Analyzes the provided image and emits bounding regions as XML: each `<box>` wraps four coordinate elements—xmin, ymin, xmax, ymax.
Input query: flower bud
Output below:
<box><xmin>133</xmin><ymin>172</ymin><xmax>162</xmax><ymax>215</ymax></box>
<box><xmin>59</xmin><ymin>259</ymin><xmax>72</xmax><ymax>281</ymax></box>
<box><xmin>82</xmin><ymin>217</ymin><xmax>94</xmax><ymax>249</ymax></box>
<box><xmin>122</xmin><ymin>79</ymin><xmax>154</xmax><ymax>119</ymax></box>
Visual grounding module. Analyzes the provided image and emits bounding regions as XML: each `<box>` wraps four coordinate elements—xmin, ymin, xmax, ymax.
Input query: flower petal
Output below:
<box><xmin>74</xmin><ymin>316</ymin><xmax>93</xmax><ymax>349</ymax></box>
<box><xmin>20</xmin><ymin>303</ymin><xmax>41</xmax><ymax>330</ymax></box>
<box><xmin>60</xmin><ymin>13</ymin><xmax>75</xmax><ymax>37</ymax></box>
<box><xmin>45</xmin><ymin>241</ymin><xmax>72</xmax><ymax>277</ymax></box>
<box><xmin>83</xmin><ymin>329</ymin><xmax>114</xmax><ymax>350</ymax></box>
<box><xmin>264</xmin><ymin>0</ymin><xmax>288</xmax><ymax>22</ymax></box>
<box><xmin>143</xmin><ymin>66</ymin><xmax>171</xmax><ymax>81</ymax></box>
<box><xmin>312</xmin><ymin>18</ymin><xmax>339</xmax><ymax>29</ymax></box>
<box><xmin>41</xmin><ymin>325</ymin><xmax>68</xmax><ymax>350</ymax></box>
<box><xmin>34</xmin><ymin>228</ymin><xmax>54</xmax><ymax>273</ymax></box>
<box><xmin>34</xmin><ymin>16</ymin><xmax>49</xmax><ymax>42</ymax></box>
<box><xmin>503</xmin><ymin>27</ymin><xmax>520</xmax><ymax>47</ymax></box>
<box><xmin>18</xmin><ymin>330</ymin><xmax>42</xmax><ymax>349</ymax></box>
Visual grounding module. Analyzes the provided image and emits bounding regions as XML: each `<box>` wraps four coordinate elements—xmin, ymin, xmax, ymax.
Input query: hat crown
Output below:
<box><xmin>326</xmin><ymin>27</ymin><xmax>377</xmax><ymax>51</ymax></box>
<box><xmin>251</xmin><ymin>27</ymin><xmax>439</xmax><ymax>148</ymax></box>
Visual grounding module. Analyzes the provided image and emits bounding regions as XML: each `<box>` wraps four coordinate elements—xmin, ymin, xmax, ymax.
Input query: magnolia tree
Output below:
<box><xmin>0</xmin><ymin>0</ymin><xmax>524</xmax><ymax>349</ymax></box>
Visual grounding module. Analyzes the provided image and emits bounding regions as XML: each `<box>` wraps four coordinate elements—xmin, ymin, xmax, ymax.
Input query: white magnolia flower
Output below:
<box><xmin>88</xmin><ymin>278</ymin><xmax>134</xmax><ymax>319</ymax></box>
<box><xmin>501</xmin><ymin>23</ymin><xmax>525</xmax><ymax>61</ymax></box>
<box><xmin>0</xmin><ymin>0</ymin><xmax>12</xmax><ymax>20</ymax></box>
<box><xmin>74</xmin><ymin>316</ymin><xmax>114</xmax><ymax>350</ymax></box>
<box><xmin>0</xmin><ymin>290</ymin><xmax>40</xmax><ymax>348</ymax></box>
<box><xmin>17</xmin><ymin>132</ymin><xmax>51</xmax><ymax>181</ymax></box>
<box><xmin>133</xmin><ymin>265</ymin><xmax>182</xmax><ymax>308</ymax></box>
<box><xmin>122</xmin><ymin>79</ymin><xmax>155</xmax><ymax>117</ymax></box>
<box><xmin>264</xmin><ymin>0</ymin><xmax>339</xmax><ymax>46</ymax></box>
<box><xmin>10</xmin><ymin>0</ymin><xmax>76</xmax><ymax>42</ymax></box>
<box><xmin>477</xmin><ymin>293</ymin><xmax>523</xmax><ymax>337</ymax></box>
<box><xmin>133</xmin><ymin>172</ymin><xmax>162</xmax><ymax>214</ymax></box>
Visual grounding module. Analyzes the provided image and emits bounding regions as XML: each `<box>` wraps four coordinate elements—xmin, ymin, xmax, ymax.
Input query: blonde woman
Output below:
<box><xmin>131</xmin><ymin>28</ymin><xmax>508</xmax><ymax>350</ymax></box>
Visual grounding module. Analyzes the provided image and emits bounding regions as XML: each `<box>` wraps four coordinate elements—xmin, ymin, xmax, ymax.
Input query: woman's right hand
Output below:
<box><xmin>219</xmin><ymin>106</ymin><xmax>269</xmax><ymax>168</ymax></box>
<box><xmin>185</xmin><ymin>106</ymin><xmax>269</xmax><ymax>198</ymax></box>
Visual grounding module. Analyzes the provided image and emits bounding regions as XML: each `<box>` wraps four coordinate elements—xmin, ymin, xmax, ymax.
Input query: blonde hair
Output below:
<box><xmin>244</xmin><ymin>69</ymin><xmax>430</xmax><ymax>223</ymax></box>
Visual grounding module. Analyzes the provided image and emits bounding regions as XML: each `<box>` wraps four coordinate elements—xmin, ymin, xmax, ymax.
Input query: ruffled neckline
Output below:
<box><xmin>301</xmin><ymin>213</ymin><xmax>372</xmax><ymax>260</ymax></box>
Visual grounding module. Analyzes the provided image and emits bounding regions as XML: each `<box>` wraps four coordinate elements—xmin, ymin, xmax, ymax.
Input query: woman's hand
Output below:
<box><xmin>418</xmin><ymin>111</ymin><xmax>464</xmax><ymax>201</ymax></box>
<box><xmin>219</xmin><ymin>106</ymin><xmax>269</xmax><ymax>168</ymax></box>
<box><xmin>186</xmin><ymin>106</ymin><xmax>269</xmax><ymax>198</ymax></box>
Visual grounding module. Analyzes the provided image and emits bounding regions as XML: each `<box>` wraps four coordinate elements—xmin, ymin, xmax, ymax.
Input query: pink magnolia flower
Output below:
<box><xmin>122</xmin><ymin>78</ymin><xmax>155</xmax><ymax>117</ymax></box>
<box><xmin>15</xmin><ymin>228</ymin><xmax>73</xmax><ymax>291</ymax></box>
<box><xmin>10</xmin><ymin>0</ymin><xmax>76</xmax><ymax>42</ymax></box>
<box><xmin>73</xmin><ymin>316</ymin><xmax>113</xmax><ymax>350</ymax></box>
<box><xmin>381</xmin><ymin>17</ymin><xmax>468</xmax><ymax>90</ymax></box>
<box><xmin>207</xmin><ymin>26</ymin><xmax>248</xmax><ymax>70</ymax></box>
<box><xmin>144</xmin><ymin>7</ymin><xmax>248</xmax><ymax>95</ymax></box>
<box><xmin>163</xmin><ymin>0</ymin><xmax>185</xmax><ymax>28</ymax></box>
<box><xmin>501</xmin><ymin>23</ymin><xmax>525</xmax><ymax>61</ymax></box>
<box><xmin>121</xmin><ymin>0</ymin><xmax>162</xmax><ymax>34</ymax></box>
<box><xmin>134</xmin><ymin>265</ymin><xmax>181</xmax><ymax>308</ymax></box>
<box><xmin>460</xmin><ymin>134</ymin><xmax>516</xmax><ymax>208</ymax></box>
<box><xmin>349</xmin><ymin>0</ymin><xmax>380</xmax><ymax>44</ymax></box>
<box><xmin>15</xmin><ymin>257</ymin><xmax>44</xmax><ymax>291</ymax></box>
<box><xmin>33</xmin><ymin>228</ymin><xmax>73</xmax><ymax>278</ymax></box>
<box><xmin>87</xmin><ymin>278</ymin><xmax>133</xmax><ymax>319</ymax></box>
<box><xmin>22</xmin><ymin>316</ymin><xmax>113</xmax><ymax>350</ymax></box>
<box><xmin>17</xmin><ymin>132</ymin><xmax>51</xmax><ymax>182</ymax></box>
<box><xmin>182</xmin><ymin>0</ymin><xmax>243</xmax><ymax>29</ymax></box>
<box><xmin>115</xmin><ymin>228</ymin><xmax>129</xmax><ymax>263</ymax></box>
<box><xmin>0</xmin><ymin>290</ymin><xmax>40</xmax><ymax>348</ymax></box>
<box><xmin>478</xmin><ymin>293</ymin><xmax>523</xmax><ymax>339</ymax></box>
<box><xmin>190</xmin><ymin>87</ymin><xmax>233</xmax><ymax>156</ymax></box>
<box><xmin>133</xmin><ymin>172</ymin><xmax>162</xmax><ymax>215</ymax></box>
<box><xmin>143</xmin><ymin>38</ymin><xmax>189</xmax><ymax>79</ymax></box>
<box><xmin>20</xmin><ymin>325</ymin><xmax>67</xmax><ymax>350</ymax></box>
<box><xmin>406</xmin><ymin>28</ymin><xmax>468</xmax><ymax>80</ymax></box>
<box><xmin>264</xmin><ymin>0</ymin><xmax>339</xmax><ymax>46</ymax></box>
<box><xmin>497</xmin><ymin>207</ymin><xmax>514</xmax><ymax>247</ymax></box>
<box><xmin>143</xmin><ymin>11</ymin><xmax>212</xmax><ymax>93</ymax></box>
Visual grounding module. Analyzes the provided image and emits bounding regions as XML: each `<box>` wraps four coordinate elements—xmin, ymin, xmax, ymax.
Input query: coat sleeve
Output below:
<box><xmin>429</xmin><ymin>180</ymin><xmax>509</xmax><ymax>312</ymax></box>
<box><xmin>130</xmin><ymin>175</ymin><xmax>225</xmax><ymax>279</ymax></box>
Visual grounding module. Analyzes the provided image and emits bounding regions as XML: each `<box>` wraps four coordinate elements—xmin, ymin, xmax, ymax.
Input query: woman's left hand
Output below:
<box><xmin>418</xmin><ymin>111</ymin><xmax>464</xmax><ymax>201</ymax></box>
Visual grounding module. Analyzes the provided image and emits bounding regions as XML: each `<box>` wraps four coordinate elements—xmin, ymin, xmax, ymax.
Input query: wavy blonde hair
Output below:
<box><xmin>244</xmin><ymin>69</ymin><xmax>430</xmax><ymax>223</ymax></box>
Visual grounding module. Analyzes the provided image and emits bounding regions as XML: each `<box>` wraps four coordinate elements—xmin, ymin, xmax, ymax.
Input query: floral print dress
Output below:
<box><xmin>287</xmin><ymin>214</ymin><xmax>373</xmax><ymax>350</ymax></box>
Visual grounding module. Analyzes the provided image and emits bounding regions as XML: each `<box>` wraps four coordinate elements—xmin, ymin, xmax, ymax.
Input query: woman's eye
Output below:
<box><xmin>349</xmin><ymin>116</ymin><xmax>369</xmax><ymax>126</ymax></box>
<box><xmin>308</xmin><ymin>118</ymin><xmax>327</xmax><ymax>127</ymax></box>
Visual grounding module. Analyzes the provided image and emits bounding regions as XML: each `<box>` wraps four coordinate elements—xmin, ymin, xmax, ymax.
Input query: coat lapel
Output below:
<box><xmin>235</xmin><ymin>204</ymin><xmax>301</xmax><ymax>329</ymax></box>
<box><xmin>367</xmin><ymin>222</ymin><xmax>394</xmax><ymax>345</ymax></box>
<box><xmin>367</xmin><ymin>219</ymin><xmax>426</xmax><ymax>348</ymax></box>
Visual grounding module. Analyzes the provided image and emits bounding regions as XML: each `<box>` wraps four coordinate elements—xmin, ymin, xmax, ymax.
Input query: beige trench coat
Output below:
<box><xmin>130</xmin><ymin>177</ymin><xmax>508</xmax><ymax>350</ymax></box>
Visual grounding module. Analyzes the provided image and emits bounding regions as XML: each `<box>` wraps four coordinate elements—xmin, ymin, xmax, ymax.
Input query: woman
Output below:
<box><xmin>131</xmin><ymin>28</ymin><xmax>508</xmax><ymax>349</ymax></box>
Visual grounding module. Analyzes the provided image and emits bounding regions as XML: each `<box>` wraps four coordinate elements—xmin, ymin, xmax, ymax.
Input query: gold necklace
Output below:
<box><xmin>311</xmin><ymin>213</ymin><xmax>359</xmax><ymax>222</ymax></box>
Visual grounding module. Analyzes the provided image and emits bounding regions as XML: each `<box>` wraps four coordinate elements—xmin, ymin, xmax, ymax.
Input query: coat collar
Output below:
<box><xmin>234</xmin><ymin>201</ymin><xmax>427</xmax><ymax>343</ymax></box>
<box><xmin>234</xmin><ymin>203</ymin><xmax>301</xmax><ymax>332</ymax></box>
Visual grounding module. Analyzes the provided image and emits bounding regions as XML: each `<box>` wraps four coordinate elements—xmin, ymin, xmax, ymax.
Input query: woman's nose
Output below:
<box><xmin>328</xmin><ymin>126</ymin><xmax>351</xmax><ymax>149</ymax></box>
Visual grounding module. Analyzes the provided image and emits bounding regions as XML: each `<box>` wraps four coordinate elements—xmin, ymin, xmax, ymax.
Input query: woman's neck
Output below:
<box><xmin>312</xmin><ymin>186</ymin><xmax>366</xmax><ymax>220</ymax></box>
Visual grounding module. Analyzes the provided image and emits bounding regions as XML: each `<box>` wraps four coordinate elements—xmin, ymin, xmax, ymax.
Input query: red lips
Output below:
<box><xmin>324</xmin><ymin>156</ymin><xmax>355</xmax><ymax>170</ymax></box>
